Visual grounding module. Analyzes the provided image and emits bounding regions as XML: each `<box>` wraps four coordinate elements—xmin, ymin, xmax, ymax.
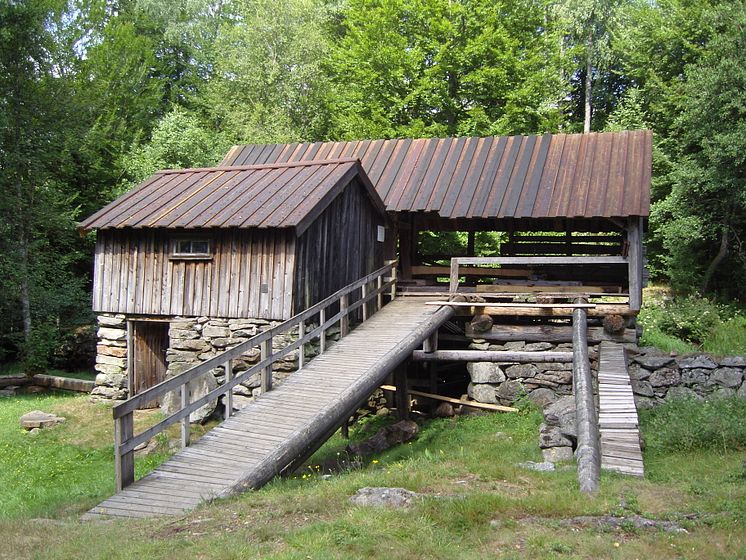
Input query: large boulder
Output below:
<box><xmin>678</xmin><ymin>355</ymin><xmax>717</xmax><ymax>369</ymax></box>
<box><xmin>710</xmin><ymin>367</ymin><xmax>744</xmax><ymax>389</ymax></box>
<box><xmin>633</xmin><ymin>355</ymin><xmax>676</xmax><ymax>370</ymax></box>
<box><xmin>161</xmin><ymin>371</ymin><xmax>218</xmax><ymax>423</ymax></box>
<box><xmin>467</xmin><ymin>383</ymin><xmax>498</xmax><ymax>404</ymax></box>
<box><xmin>543</xmin><ymin>396</ymin><xmax>576</xmax><ymax>439</ymax></box>
<box><xmin>649</xmin><ymin>367</ymin><xmax>680</xmax><ymax>387</ymax></box>
<box><xmin>505</xmin><ymin>364</ymin><xmax>539</xmax><ymax>379</ymax></box>
<box><xmin>496</xmin><ymin>380</ymin><xmax>525</xmax><ymax>403</ymax></box>
<box><xmin>350</xmin><ymin>487</ymin><xmax>419</xmax><ymax>508</ymax></box>
<box><xmin>20</xmin><ymin>410</ymin><xmax>65</xmax><ymax>429</ymax></box>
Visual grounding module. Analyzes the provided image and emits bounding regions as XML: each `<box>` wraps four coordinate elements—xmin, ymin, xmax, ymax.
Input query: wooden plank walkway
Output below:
<box><xmin>597</xmin><ymin>341</ymin><xmax>644</xmax><ymax>477</ymax></box>
<box><xmin>84</xmin><ymin>299</ymin><xmax>453</xmax><ymax>519</ymax></box>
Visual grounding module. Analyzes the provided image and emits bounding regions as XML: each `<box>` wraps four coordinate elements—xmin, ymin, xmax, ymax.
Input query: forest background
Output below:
<box><xmin>1</xmin><ymin>0</ymin><xmax>745</xmax><ymax>370</ymax></box>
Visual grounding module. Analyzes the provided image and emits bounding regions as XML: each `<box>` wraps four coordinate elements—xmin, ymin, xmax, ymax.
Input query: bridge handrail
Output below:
<box><xmin>113</xmin><ymin>260</ymin><xmax>398</xmax><ymax>491</ymax></box>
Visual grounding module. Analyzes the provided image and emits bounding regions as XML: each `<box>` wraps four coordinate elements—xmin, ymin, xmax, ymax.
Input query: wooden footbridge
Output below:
<box><xmin>85</xmin><ymin>263</ymin><xmax>454</xmax><ymax>519</ymax></box>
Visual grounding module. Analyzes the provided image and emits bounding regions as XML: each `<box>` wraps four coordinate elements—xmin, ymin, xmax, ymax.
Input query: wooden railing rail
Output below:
<box><xmin>448</xmin><ymin>256</ymin><xmax>629</xmax><ymax>294</ymax></box>
<box><xmin>113</xmin><ymin>260</ymin><xmax>398</xmax><ymax>491</ymax></box>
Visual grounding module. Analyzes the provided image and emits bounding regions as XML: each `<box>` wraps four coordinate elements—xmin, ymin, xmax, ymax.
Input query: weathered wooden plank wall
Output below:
<box><xmin>294</xmin><ymin>179</ymin><xmax>384</xmax><ymax>313</ymax></box>
<box><xmin>93</xmin><ymin>229</ymin><xmax>296</xmax><ymax>320</ymax></box>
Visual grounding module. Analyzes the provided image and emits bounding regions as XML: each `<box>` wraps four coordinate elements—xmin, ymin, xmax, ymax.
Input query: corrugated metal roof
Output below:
<box><xmin>79</xmin><ymin>159</ymin><xmax>386</xmax><ymax>233</ymax></box>
<box><xmin>221</xmin><ymin>131</ymin><xmax>652</xmax><ymax>219</ymax></box>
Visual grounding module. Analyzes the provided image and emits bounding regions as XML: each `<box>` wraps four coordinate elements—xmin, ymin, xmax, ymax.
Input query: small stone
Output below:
<box><xmin>524</xmin><ymin>342</ymin><xmax>554</xmax><ymax>351</ymax></box>
<box><xmin>681</xmin><ymin>368</ymin><xmax>709</xmax><ymax>386</ymax></box>
<box><xmin>350</xmin><ymin>487</ymin><xmax>419</xmax><ymax>508</ymax></box>
<box><xmin>630</xmin><ymin>379</ymin><xmax>654</xmax><ymax>397</ymax></box>
<box><xmin>527</xmin><ymin>388</ymin><xmax>557</xmax><ymax>407</ymax></box>
<box><xmin>94</xmin><ymin>363</ymin><xmax>124</xmax><ymax>375</ymax></box>
<box><xmin>678</xmin><ymin>355</ymin><xmax>717</xmax><ymax>369</ymax></box>
<box><xmin>505</xmin><ymin>364</ymin><xmax>538</xmax><ymax>379</ymax></box>
<box><xmin>170</xmin><ymin>320</ymin><xmax>196</xmax><ymax>330</ymax></box>
<box><xmin>97</xmin><ymin>315</ymin><xmax>126</xmax><ymax>327</ymax></box>
<box><xmin>20</xmin><ymin>410</ymin><xmax>66</xmax><ymax>429</ymax></box>
<box><xmin>469</xmin><ymin>341</ymin><xmax>490</xmax><ymax>350</ymax></box>
<box><xmin>95</xmin><ymin>372</ymin><xmax>126</xmax><ymax>388</ymax></box>
<box><xmin>504</xmin><ymin>341</ymin><xmax>526</xmax><ymax>351</ymax></box>
<box><xmin>96</xmin><ymin>345</ymin><xmax>127</xmax><ymax>358</ymax></box>
<box><xmin>649</xmin><ymin>367</ymin><xmax>680</xmax><ymax>387</ymax></box>
<box><xmin>496</xmin><ymin>380</ymin><xmax>525</xmax><ymax>403</ymax></box>
<box><xmin>0</xmin><ymin>388</ymin><xmax>16</xmax><ymax>397</ymax></box>
<box><xmin>543</xmin><ymin>396</ymin><xmax>576</xmax><ymax>429</ymax></box>
<box><xmin>211</xmin><ymin>338</ymin><xmax>244</xmax><ymax>349</ymax></box>
<box><xmin>711</xmin><ymin>387</ymin><xmax>737</xmax><ymax>399</ymax></box>
<box><xmin>202</xmin><ymin>326</ymin><xmax>231</xmax><ymax>338</ymax></box>
<box><xmin>542</xmin><ymin>446</ymin><xmax>574</xmax><ymax>463</ymax></box>
<box><xmin>467</xmin><ymin>383</ymin><xmax>498</xmax><ymax>404</ymax></box>
<box><xmin>633</xmin><ymin>395</ymin><xmax>658</xmax><ymax>410</ymax></box>
<box><xmin>470</xmin><ymin>314</ymin><xmax>493</xmax><ymax>334</ymax></box>
<box><xmin>99</xmin><ymin>338</ymin><xmax>127</xmax><ymax>348</ymax></box>
<box><xmin>466</xmin><ymin>362</ymin><xmax>505</xmax><ymax>384</ymax></box>
<box><xmin>710</xmin><ymin>367</ymin><xmax>744</xmax><ymax>388</ymax></box>
<box><xmin>96</xmin><ymin>354</ymin><xmax>126</xmax><ymax>367</ymax></box>
<box><xmin>97</xmin><ymin>327</ymin><xmax>126</xmax><ymax>341</ymax></box>
<box><xmin>518</xmin><ymin>461</ymin><xmax>555</xmax><ymax>472</ymax></box>
<box><xmin>539</xmin><ymin>423</ymin><xmax>573</xmax><ymax>448</ymax></box>
<box><xmin>90</xmin><ymin>386</ymin><xmax>127</xmax><ymax>400</ymax></box>
<box><xmin>171</xmin><ymin>339</ymin><xmax>210</xmax><ymax>352</ymax></box>
<box><xmin>28</xmin><ymin>427</ymin><xmax>41</xmax><ymax>436</ymax></box>
<box><xmin>720</xmin><ymin>356</ymin><xmax>746</xmax><ymax>368</ymax></box>
<box><xmin>231</xmin><ymin>395</ymin><xmax>254</xmax><ymax>410</ymax></box>
<box><xmin>666</xmin><ymin>386</ymin><xmax>703</xmax><ymax>401</ymax></box>
<box><xmin>433</xmin><ymin>402</ymin><xmax>455</xmax><ymax>418</ymax></box>
<box><xmin>633</xmin><ymin>355</ymin><xmax>675</xmax><ymax>370</ymax></box>
<box><xmin>232</xmin><ymin>384</ymin><xmax>252</xmax><ymax>396</ymax></box>
<box><xmin>168</xmin><ymin>329</ymin><xmax>198</xmax><ymax>340</ymax></box>
<box><xmin>534</xmin><ymin>370</ymin><xmax>572</xmax><ymax>385</ymax></box>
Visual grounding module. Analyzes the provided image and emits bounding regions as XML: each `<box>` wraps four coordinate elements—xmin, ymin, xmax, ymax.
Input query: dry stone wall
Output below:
<box><xmin>92</xmin><ymin>313</ymin><xmax>305</xmax><ymax>421</ymax></box>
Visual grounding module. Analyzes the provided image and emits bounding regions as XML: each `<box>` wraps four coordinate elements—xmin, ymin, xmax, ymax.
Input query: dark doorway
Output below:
<box><xmin>131</xmin><ymin>321</ymin><xmax>169</xmax><ymax>408</ymax></box>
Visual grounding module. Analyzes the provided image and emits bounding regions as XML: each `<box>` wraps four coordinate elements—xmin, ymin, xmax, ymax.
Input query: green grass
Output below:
<box><xmin>703</xmin><ymin>316</ymin><xmax>746</xmax><ymax>356</ymax></box>
<box><xmin>1</xmin><ymin>393</ymin><xmax>745</xmax><ymax>559</ymax></box>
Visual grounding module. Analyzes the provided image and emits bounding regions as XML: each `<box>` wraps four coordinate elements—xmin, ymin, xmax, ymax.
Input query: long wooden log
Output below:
<box><xmin>448</xmin><ymin>304</ymin><xmax>635</xmax><ymax>318</ymax></box>
<box><xmin>380</xmin><ymin>385</ymin><xmax>518</xmax><ymax>412</ymax></box>
<box><xmin>573</xmin><ymin>303</ymin><xmax>601</xmax><ymax>494</ymax></box>
<box><xmin>411</xmin><ymin>350</ymin><xmax>573</xmax><ymax>363</ymax></box>
<box><xmin>464</xmin><ymin>324</ymin><xmax>637</xmax><ymax>344</ymax></box>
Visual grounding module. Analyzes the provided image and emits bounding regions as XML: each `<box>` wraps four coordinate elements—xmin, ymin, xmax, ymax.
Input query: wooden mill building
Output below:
<box><xmin>80</xmin><ymin>130</ymin><xmax>651</xmax><ymax>402</ymax></box>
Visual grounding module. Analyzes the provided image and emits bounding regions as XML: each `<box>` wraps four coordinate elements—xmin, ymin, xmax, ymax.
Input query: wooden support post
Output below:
<box><xmin>399</xmin><ymin>224</ymin><xmax>414</xmax><ymax>280</ymax></box>
<box><xmin>223</xmin><ymin>359</ymin><xmax>233</xmax><ymax>419</ymax></box>
<box><xmin>114</xmin><ymin>412</ymin><xmax>134</xmax><ymax>492</ymax></box>
<box><xmin>449</xmin><ymin>259</ymin><xmax>460</xmax><ymax>294</ymax></box>
<box><xmin>180</xmin><ymin>384</ymin><xmax>191</xmax><ymax>448</ymax></box>
<box><xmin>298</xmin><ymin>321</ymin><xmax>305</xmax><ymax>369</ymax></box>
<box><xmin>319</xmin><ymin>308</ymin><xmax>326</xmax><ymax>353</ymax></box>
<box><xmin>394</xmin><ymin>364</ymin><xmax>409</xmax><ymax>420</ymax></box>
<box><xmin>361</xmin><ymin>283</ymin><xmax>368</xmax><ymax>321</ymax></box>
<box><xmin>340</xmin><ymin>293</ymin><xmax>349</xmax><ymax>337</ymax></box>
<box><xmin>261</xmin><ymin>337</ymin><xmax>273</xmax><ymax>393</ymax></box>
<box><xmin>390</xmin><ymin>265</ymin><xmax>397</xmax><ymax>300</ymax></box>
<box><xmin>573</xmin><ymin>299</ymin><xmax>601</xmax><ymax>494</ymax></box>
<box><xmin>627</xmin><ymin>217</ymin><xmax>643</xmax><ymax>312</ymax></box>
<box><xmin>467</xmin><ymin>230</ymin><xmax>475</xmax><ymax>256</ymax></box>
<box><xmin>376</xmin><ymin>276</ymin><xmax>383</xmax><ymax>310</ymax></box>
<box><xmin>422</xmin><ymin>331</ymin><xmax>438</xmax><ymax>353</ymax></box>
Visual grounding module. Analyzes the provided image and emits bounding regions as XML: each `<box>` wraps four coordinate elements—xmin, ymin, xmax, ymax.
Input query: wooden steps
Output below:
<box><xmin>83</xmin><ymin>299</ymin><xmax>453</xmax><ymax>520</ymax></box>
<box><xmin>597</xmin><ymin>342</ymin><xmax>644</xmax><ymax>477</ymax></box>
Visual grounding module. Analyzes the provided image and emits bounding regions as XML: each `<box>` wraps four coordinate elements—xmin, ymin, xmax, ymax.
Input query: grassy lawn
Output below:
<box><xmin>1</xmin><ymin>392</ymin><xmax>745</xmax><ymax>559</ymax></box>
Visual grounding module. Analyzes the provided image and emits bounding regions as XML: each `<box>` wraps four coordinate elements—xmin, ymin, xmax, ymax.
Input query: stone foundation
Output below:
<box><xmin>92</xmin><ymin>313</ymin><xmax>309</xmax><ymax>420</ymax></box>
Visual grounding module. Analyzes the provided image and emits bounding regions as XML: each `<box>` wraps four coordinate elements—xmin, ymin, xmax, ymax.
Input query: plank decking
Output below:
<box><xmin>84</xmin><ymin>299</ymin><xmax>453</xmax><ymax>519</ymax></box>
<box><xmin>598</xmin><ymin>341</ymin><xmax>644</xmax><ymax>477</ymax></box>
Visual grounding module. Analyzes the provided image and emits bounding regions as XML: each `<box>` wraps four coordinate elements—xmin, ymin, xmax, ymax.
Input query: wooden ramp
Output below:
<box><xmin>84</xmin><ymin>299</ymin><xmax>453</xmax><ymax>519</ymax></box>
<box><xmin>597</xmin><ymin>342</ymin><xmax>644</xmax><ymax>477</ymax></box>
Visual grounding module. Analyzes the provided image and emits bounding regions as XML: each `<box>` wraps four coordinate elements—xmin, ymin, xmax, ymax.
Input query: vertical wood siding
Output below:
<box><xmin>93</xmin><ymin>229</ymin><xmax>296</xmax><ymax>320</ymax></box>
<box><xmin>294</xmin><ymin>179</ymin><xmax>385</xmax><ymax>312</ymax></box>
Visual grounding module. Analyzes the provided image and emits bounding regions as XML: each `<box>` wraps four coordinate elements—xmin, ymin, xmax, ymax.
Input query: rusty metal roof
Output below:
<box><xmin>221</xmin><ymin>131</ymin><xmax>651</xmax><ymax>219</ymax></box>
<box><xmin>79</xmin><ymin>159</ymin><xmax>386</xmax><ymax>234</ymax></box>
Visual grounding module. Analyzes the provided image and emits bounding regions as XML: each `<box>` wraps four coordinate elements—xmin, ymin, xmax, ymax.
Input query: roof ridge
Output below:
<box><xmin>157</xmin><ymin>158</ymin><xmax>360</xmax><ymax>175</ymax></box>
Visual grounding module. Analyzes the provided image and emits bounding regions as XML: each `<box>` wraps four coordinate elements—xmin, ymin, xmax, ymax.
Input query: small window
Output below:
<box><xmin>171</xmin><ymin>238</ymin><xmax>212</xmax><ymax>259</ymax></box>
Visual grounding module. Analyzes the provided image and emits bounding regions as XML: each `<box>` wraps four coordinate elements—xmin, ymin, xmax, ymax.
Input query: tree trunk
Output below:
<box><xmin>584</xmin><ymin>41</ymin><xmax>593</xmax><ymax>133</ymax></box>
<box><xmin>702</xmin><ymin>226</ymin><xmax>729</xmax><ymax>294</ymax></box>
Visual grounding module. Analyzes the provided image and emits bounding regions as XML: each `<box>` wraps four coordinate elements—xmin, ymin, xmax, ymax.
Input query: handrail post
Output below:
<box><xmin>319</xmin><ymin>308</ymin><xmax>326</xmax><ymax>353</ymax></box>
<box><xmin>298</xmin><ymin>320</ymin><xmax>305</xmax><ymax>369</ymax></box>
<box><xmin>115</xmin><ymin>412</ymin><xmax>134</xmax><ymax>491</ymax></box>
<box><xmin>223</xmin><ymin>359</ymin><xmax>233</xmax><ymax>419</ymax></box>
<box><xmin>261</xmin><ymin>336</ymin><xmax>273</xmax><ymax>392</ymax></box>
<box><xmin>390</xmin><ymin>264</ymin><xmax>397</xmax><ymax>300</ymax></box>
<box><xmin>181</xmin><ymin>384</ymin><xmax>191</xmax><ymax>448</ymax></box>
<box><xmin>376</xmin><ymin>276</ymin><xmax>383</xmax><ymax>310</ymax></box>
<box><xmin>340</xmin><ymin>293</ymin><xmax>349</xmax><ymax>337</ymax></box>
<box><xmin>361</xmin><ymin>283</ymin><xmax>368</xmax><ymax>321</ymax></box>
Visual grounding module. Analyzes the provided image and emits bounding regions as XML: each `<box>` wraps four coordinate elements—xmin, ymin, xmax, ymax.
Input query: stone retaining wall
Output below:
<box><xmin>466</xmin><ymin>338</ymin><xmax>746</xmax><ymax>411</ymax></box>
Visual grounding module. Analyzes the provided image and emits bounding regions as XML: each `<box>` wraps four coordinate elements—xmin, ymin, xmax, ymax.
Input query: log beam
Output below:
<box><xmin>412</xmin><ymin>350</ymin><xmax>573</xmax><ymax>363</ymax></box>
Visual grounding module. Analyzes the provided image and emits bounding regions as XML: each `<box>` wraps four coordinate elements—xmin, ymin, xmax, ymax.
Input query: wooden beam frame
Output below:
<box><xmin>627</xmin><ymin>217</ymin><xmax>643</xmax><ymax>312</ymax></box>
